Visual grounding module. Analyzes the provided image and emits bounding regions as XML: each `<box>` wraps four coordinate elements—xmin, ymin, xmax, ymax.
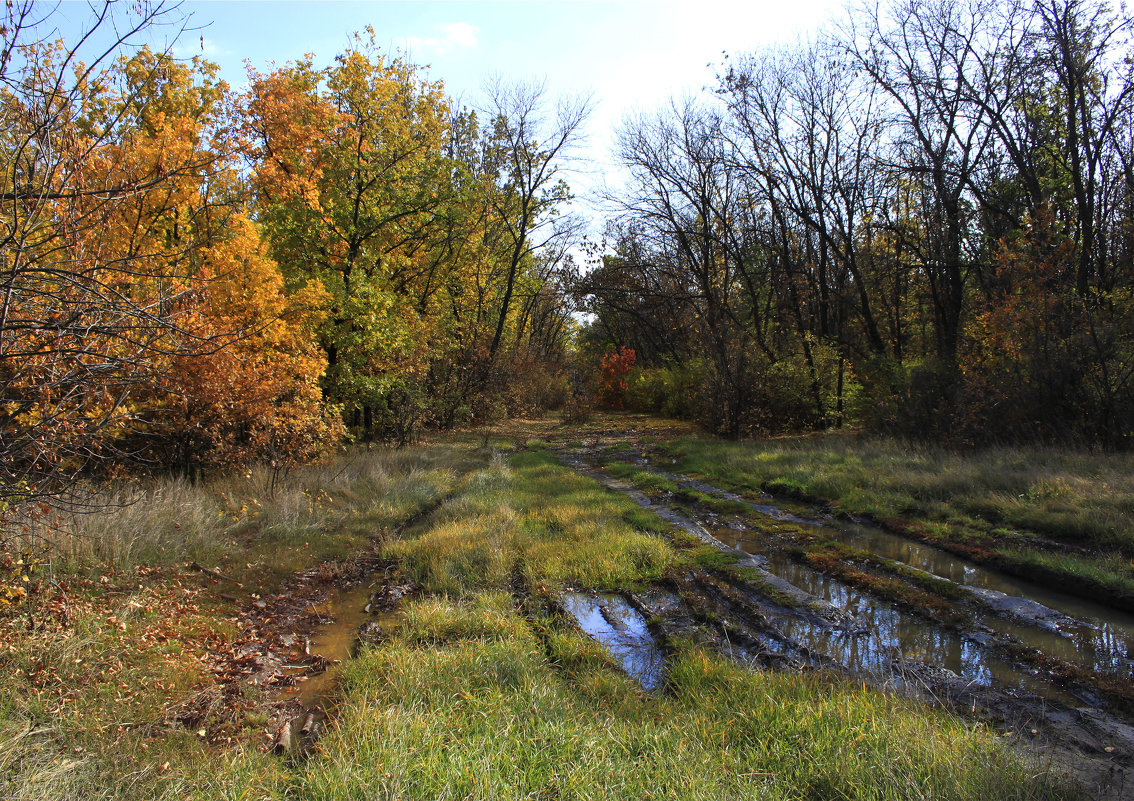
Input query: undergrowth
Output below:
<box><xmin>0</xmin><ymin>433</ymin><xmax>1083</xmax><ymax>800</ymax></box>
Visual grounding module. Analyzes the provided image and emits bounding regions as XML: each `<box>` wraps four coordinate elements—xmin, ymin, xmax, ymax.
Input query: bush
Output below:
<box><xmin>561</xmin><ymin>370</ymin><xmax>593</xmax><ymax>424</ymax></box>
<box><xmin>595</xmin><ymin>347</ymin><xmax>636</xmax><ymax>410</ymax></box>
<box><xmin>626</xmin><ymin>361</ymin><xmax>704</xmax><ymax>419</ymax></box>
<box><xmin>852</xmin><ymin>358</ymin><xmax>957</xmax><ymax>441</ymax></box>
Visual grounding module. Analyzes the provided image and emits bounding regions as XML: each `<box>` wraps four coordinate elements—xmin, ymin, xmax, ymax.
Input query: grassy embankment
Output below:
<box><xmin>0</xmin><ymin>445</ymin><xmax>472</xmax><ymax>800</ymax></box>
<box><xmin>1</xmin><ymin>437</ymin><xmax>1075</xmax><ymax>799</ymax></box>
<box><xmin>642</xmin><ymin>431</ymin><xmax>1134</xmax><ymax>611</ymax></box>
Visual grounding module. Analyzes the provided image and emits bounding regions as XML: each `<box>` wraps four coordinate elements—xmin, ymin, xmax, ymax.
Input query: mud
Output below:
<box><xmin>601</xmin><ymin>450</ymin><xmax>1134</xmax><ymax>685</ymax></box>
<box><xmin>179</xmin><ymin>548</ymin><xmax>413</xmax><ymax>758</ymax></box>
<box><xmin>620</xmin><ymin>452</ymin><xmax>1134</xmax><ymax>667</ymax></box>
<box><xmin>546</xmin><ymin>436</ymin><xmax>1134</xmax><ymax>798</ymax></box>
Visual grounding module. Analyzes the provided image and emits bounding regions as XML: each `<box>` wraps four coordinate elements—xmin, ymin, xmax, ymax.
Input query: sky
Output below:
<box><xmin>46</xmin><ymin>0</ymin><xmax>849</xmax><ymax>220</ymax></box>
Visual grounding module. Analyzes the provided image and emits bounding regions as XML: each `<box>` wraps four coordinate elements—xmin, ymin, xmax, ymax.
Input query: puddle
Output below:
<box><xmin>632</xmin><ymin>459</ymin><xmax>1134</xmax><ymax>680</ymax></box>
<box><xmin>561</xmin><ymin>447</ymin><xmax>1134</xmax><ymax>795</ymax></box>
<box><xmin>837</xmin><ymin>519</ymin><xmax>1134</xmax><ymax>642</ymax></box>
<box><xmin>561</xmin><ymin>592</ymin><xmax>665</xmax><ymax>690</ymax></box>
<box><xmin>752</xmin><ymin>553</ymin><xmax>1080</xmax><ymax>703</ymax></box>
<box><xmin>572</xmin><ymin>456</ymin><xmax>1096</xmax><ymax>704</ymax></box>
<box><xmin>711</xmin><ymin>516</ymin><xmax>1134</xmax><ymax>681</ymax></box>
<box><xmin>276</xmin><ymin>582</ymin><xmax>394</xmax><ymax>710</ymax></box>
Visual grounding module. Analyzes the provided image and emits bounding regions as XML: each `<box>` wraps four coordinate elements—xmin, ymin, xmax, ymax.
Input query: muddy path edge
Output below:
<box><xmin>544</xmin><ymin>442</ymin><xmax>1134</xmax><ymax>798</ymax></box>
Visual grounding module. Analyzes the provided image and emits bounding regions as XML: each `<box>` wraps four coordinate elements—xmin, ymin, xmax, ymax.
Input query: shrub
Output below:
<box><xmin>595</xmin><ymin>347</ymin><xmax>636</xmax><ymax>410</ymax></box>
<box><xmin>626</xmin><ymin>361</ymin><xmax>704</xmax><ymax>419</ymax></box>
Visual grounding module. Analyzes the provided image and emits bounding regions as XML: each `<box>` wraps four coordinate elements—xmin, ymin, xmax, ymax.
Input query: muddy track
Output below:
<box><xmin>549</xmin><ymin>444</ymin><xmax>1134</xmax><ymax>798</ymax></box>
<box><xmin>617</xmin><ymin>444</ymin><xmax>1134</xmax><ymax>617</ymax></box>
<box><xmin>590</xmin><ymin>448</ymin><xmax>1134</xmax><ymax>697</ymax></box>
<box><xmin>174</xmin><ymin>489</ymin><xmax>462</xmax><ymax>760</ymax></box>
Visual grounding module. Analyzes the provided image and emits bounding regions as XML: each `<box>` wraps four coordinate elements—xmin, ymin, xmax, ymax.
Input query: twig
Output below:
<box><xmin>189</xmin><ymin>561</ymin><xmax>243</xmax><ymax>587</ymax></box>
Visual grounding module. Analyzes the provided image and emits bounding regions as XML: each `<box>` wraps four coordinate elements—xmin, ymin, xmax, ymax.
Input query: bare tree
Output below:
<box><xmin>613</xmin><ymin>99</ymin><xmax>772</xmax><ymax>435</ymax></box>
<box><xmin>481</xmin><ymin>79</ymin><xmax>591</xmax><ymax>362</ymax></box>
<box><xmin>844</xmin><ymin>0</ymin><xmax>1001</xmax><ymax>363</ymax></box>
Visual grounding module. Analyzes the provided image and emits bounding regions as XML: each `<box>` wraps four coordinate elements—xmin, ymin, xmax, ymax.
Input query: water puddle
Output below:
<box><xmin>560</xmin><ymin>453</ymin><xmax>1134</xmax><ymax>712</ymax></box>
<box><xmin>748</xmin><ymin>553</ymin><xmax>1080</xmax><ymax>700</ymax></box>
<box><xmin>560</xmin><ymin>592</ymin><xmax>665</xmax><ymax>690</ymax></box>
<box><xmin>573</xmin><ymin>456</ymin><xmax>1105</xmax><ymax>704</ymax></box>
<box><xmin>276</xmin><ymin>582</ymin><xmax>394</xmax><ymax>710</ymax></box>
<box><xmin>717</xmin><ymin>520</ymin><xmax>1121</xmax><ymax>701</ymax></box>
<box><xmin>712</xmin><ymin>515</ymin><xmax>1134</xmax><ymax>681</ymax></box>
<box><xmin>632</xmin><ymin>459</ymin><xmax>1134</xmax><ymax>679</ymax></box>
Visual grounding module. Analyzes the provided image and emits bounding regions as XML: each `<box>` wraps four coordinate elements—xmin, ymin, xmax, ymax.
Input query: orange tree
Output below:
<box><xmin>0</xmin><ymin>4</ymin><xmax>338</xmax><ymax>517</ymax></box>
<box><xmin>246</xmin><ymin>33</ymin><xmax>456</xmax><ymax>440</ymax></box>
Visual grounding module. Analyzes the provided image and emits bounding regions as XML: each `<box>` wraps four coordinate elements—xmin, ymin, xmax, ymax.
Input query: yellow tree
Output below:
<box><xmin>1</xmin><ymin>4</ymin><xmax>337</xmax><ymax>510</ymax></box>
<box><xmin>0</xmin><ymin>7</ymin><xmax>231</xmax><ymax>504</ymax></box>
<box><xmin>246</xmin><ymin>32</ymin><xmax>454</xmax><ymax>439</ymax></box>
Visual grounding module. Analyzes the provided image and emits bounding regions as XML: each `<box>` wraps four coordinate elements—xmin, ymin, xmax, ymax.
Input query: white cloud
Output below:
<box><xmin>399</xmin><ymin>22</ymin><xmax>480</xmax><ymax>58</ymax></box>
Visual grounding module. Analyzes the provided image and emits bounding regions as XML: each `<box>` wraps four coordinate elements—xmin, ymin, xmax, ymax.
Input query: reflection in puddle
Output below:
<box><xmin>561</xmin><ymin>592</ymin><xmax>665</xmax><ymax>690</ymax></box>
<box><xmin>659</xmin><ymin>465</ymin><xmax>1134</xmax><ymax>682</ymax></box>
<box><xmin>751</xmin><ymin>554</ymin><xmax>1079</xmax><ymax>701</ymax></box>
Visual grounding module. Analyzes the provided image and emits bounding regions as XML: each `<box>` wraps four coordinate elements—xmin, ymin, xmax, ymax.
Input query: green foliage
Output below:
<box><xmin>626</xmin><ymin>361</ymin><xmax>705</xmax><ymax>419</ymax></box>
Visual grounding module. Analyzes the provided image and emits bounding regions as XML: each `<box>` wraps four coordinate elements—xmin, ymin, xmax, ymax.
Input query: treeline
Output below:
<box><xmin>580</xmin><ymin>0</ymin><xmax>1134</xmax><ymax>446</ymax></box>
<box><xmin>1</xmin><ymin>2</ymin><xmax>583</xmax><ymax>507</ymax></box>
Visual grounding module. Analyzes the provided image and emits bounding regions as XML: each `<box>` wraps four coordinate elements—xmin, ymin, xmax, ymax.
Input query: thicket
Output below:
<box><xmin>579</xmin><ymin>0</ymin><xmax>1134</xmax><ymax>447</ymax></box>
<box><xmin>0</xmin><ymin>2</ymin><xmax>584</xmax><ymax>537</ymax></box>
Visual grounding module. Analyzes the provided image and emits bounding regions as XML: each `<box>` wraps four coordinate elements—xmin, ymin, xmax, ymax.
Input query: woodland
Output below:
<box><xmin>2</xmin><ymin>2</ymin><xmax>1134</xmax><ymax>799</ymax></box>
<box><xmin>2</xmin><ymin>0</ymin><xmax>1133</xmax><ymax>513</ymax></box>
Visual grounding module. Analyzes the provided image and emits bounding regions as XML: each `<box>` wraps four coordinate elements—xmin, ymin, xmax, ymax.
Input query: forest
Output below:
<box><xmin>3</xmin><ymin>0</ymin><xmax>1133</xmax><ymax>511</ymax></box>
<box><xmin>585</xmin><ymin>0</ymin><xmax>1134</xmax><ymax>444</ymax></box>
<box><xmin>3</xmin><ymin>0</ymin><xmax>1134</xmax><ymax>799</ymax></box>
<box><xmin>1</xmin><ymin>1</ymin><xmax>587</xmax><ymax>510</ymax></box>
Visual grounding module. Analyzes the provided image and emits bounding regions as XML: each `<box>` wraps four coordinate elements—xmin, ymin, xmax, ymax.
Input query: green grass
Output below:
<box><xmin>657</xmin><ymin>434</ymin><xmax>1134</xmax><ymax>607</ymax></box>
<box><xmin>300</xmin><ymin>446</ymin><xmax>1072</xmax><ymax>800</ymax></box>
<box><xmin>0</xmin><ymin>432</ymin><xmax>1084</xmax><ymax>799</ymax></box>
<box><xmin>603</xmin><ymin>460</ymin><xmax>680</xmax><ymax>494</ymax></box>
<box><xmin>386</xmin><ymin>450</ymin><xmax>676</xmax><ymax>596</ymax></box>
<box><xmin>281</xmin><ymin>598</ymin><xmax>1069</xmax><ymax>801</ymax></box>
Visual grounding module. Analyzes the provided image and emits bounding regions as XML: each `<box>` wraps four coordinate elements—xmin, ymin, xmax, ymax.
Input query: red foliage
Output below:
<box><xmin>596</xmin><ymin>347</ymin><xmax>636</xmax><ymax>410</ymax></box>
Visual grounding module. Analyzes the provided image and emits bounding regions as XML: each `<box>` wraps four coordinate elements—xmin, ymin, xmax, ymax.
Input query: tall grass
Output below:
<box><xmin>17</xmin><ymin>444</ymin><xmax>478</xmax><ymax>578</ymax></box>
<box><xmin>0</xmin><ymin>443</ymin><xmax>486</xmax><ymax>801</ymax></box>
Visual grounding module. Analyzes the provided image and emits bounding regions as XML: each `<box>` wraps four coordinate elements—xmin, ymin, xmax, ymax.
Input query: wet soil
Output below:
<box><xmin>533</xmin><ymin>429</ymin><xmax>1134</xmax><ymax>798</ymax></box>
<box><xmin>178</xmin><ymin>549</ymin><xmax>413</xmax><ymax>757</ymax></box>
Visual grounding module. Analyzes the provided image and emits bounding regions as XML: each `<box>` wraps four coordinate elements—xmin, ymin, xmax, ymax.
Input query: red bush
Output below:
<box><xmin>596</xmin><ymin>347</ymin><xmax>636</xmax><ymax>410</ymax></box>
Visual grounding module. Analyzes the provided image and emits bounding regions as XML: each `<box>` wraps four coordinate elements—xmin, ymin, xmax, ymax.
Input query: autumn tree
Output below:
<box><xmin>247</xmin><ymin>34</ymin><xmax>459</xmax><ymax>440</ymax></box>
<box><xmin>247</xmin><ymin>49</ymin><xmax>586</xmax><ymax>440</ymax></box>
<box><xmin>138</xmin><ymin>215</ymin><xmax>340</xmax><ymax>476</ymax></box>
<box><xmin>0</xmin><ymin>1</ymin><xmax>223</xmax><ymax>506</ymax></box>
<box><xmin>1</xmin><ymin>2</ymin><xmax>340</xmax><ymax>514</ymax></box>
<box><xmin>589</xmin><ymin>0</ymin><xmax>1134</xmax><ymax>445</ymax></box>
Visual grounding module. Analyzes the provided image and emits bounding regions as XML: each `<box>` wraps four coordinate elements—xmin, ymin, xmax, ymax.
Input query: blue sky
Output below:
<box><xmin>50</xmin><ymin>0</ymin><xmax>847</xmax><ymax>217</ymax></box>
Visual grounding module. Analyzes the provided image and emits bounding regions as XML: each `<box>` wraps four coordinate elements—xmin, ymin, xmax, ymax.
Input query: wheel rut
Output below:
<box><xmin>547</xmin><ymin>442</ymin><xmax>1134</xmax><ymax>795</ymax></box>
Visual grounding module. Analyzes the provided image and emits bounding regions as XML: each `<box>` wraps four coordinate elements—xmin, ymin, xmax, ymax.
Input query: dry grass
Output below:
<box><xmin>6</xmin><ymin>444</ymin><xmax>478</xmax><ymax>583</ymax></box>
